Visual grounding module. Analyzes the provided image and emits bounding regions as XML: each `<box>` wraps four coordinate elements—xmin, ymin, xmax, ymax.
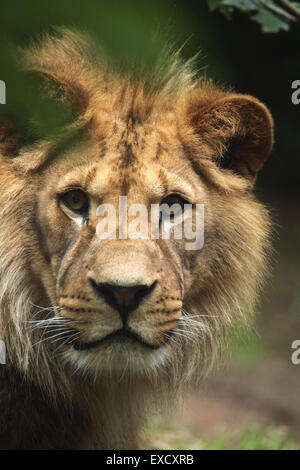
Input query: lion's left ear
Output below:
<box><xmin>188</xmin><ymin>94</ymin><xmax>274</xmax><ymax>185</ymax></box>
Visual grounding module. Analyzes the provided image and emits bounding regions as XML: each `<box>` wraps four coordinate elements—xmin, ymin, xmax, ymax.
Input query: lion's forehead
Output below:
<box><xmin>49</xmin><ymin>120</ymin><xmax>198</xmax><ymax>202</ymax></box>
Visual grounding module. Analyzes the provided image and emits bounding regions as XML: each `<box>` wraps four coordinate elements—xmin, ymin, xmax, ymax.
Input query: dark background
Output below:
<box><xmin>0</xmin><ymin>0</ymin><xmax>299</xmax><ymax>449</ymax></box>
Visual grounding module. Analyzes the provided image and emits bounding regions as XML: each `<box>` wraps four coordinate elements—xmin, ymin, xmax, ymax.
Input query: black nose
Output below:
<box><xmin>90</xmin><ymin>280</ymin><xmax>156</xmax><ymax>323</ymax></box>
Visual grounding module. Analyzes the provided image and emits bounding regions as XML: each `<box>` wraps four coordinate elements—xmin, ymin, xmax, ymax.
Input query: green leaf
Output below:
<box><xmin>251</xmin><ymin>8</ymin><xmax>290</xmax><ymax>32</ymax></box>
<box><xmin>219</xmin><ymin>5</ymin><xmax>234</xmax><ymax>19</ymax></box>
<box><xmin>207</xmin><ymin>0</ymin><xmax>294</xmax><ymax>33</ymax></box>
<box><xmin>217</xmin><ymin>0</ymin><xmax>257</xmax><ymax>13</ymax></box>
<box><xmin>291</xmin><ymin>1</ymin><xmax>300</xmax><ymax>10</ymax></box>
<box><xmin>207</xmin><ymin>0</ymin><xmax>224</xmax><ymax>11</ymax></box>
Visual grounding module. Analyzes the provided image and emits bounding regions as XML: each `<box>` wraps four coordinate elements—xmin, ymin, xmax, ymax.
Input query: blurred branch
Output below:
<box><xmin>258</xmin><ymin>0</ymin><xmax>298</xmax><ymax>22</ymax></box>
<box><xmin>273</xmin><ymin>0</ymin><xmax>300</xmax><ymax>20</ymax></box>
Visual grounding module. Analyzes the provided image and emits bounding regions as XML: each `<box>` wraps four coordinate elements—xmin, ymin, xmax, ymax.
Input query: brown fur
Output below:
<box><xmin>0</xmin><ymin>29</ymin><xmax>273</xmax><ymax>449</ymax></box>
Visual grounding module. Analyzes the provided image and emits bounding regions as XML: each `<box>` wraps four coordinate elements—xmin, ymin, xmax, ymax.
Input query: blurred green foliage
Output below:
<box><xmin>208</xmin><ymin>0</ymin><xmax>300</xmax><ymax>33</ymax></box>
<box><xmin>147</xmin><ymin>419</ymin><xmax>299</xmax><ymax>449</ymax></box>
<box><xmin>204</xmin><ymin>423</ymin><xmax>299</xmax><ymax>449</ymax></box>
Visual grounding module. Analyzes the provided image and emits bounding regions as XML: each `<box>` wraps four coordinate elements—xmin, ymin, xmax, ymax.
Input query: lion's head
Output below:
<box><xmin>0</xmin><ymin>29</ymin><xmax>273</xmax><ymax>448</ymax></box>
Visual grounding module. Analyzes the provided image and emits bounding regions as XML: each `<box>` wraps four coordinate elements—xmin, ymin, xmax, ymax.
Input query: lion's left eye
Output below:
<box><xmin>60</xmin><ymin>189</ymin><xmax>89</xmax><ymax>215</ymax></box>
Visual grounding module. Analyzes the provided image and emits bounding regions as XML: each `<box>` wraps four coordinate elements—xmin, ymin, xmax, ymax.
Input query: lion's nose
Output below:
<box><xmin>90</xmin><ymin>280</ymin><xmax>157</xmax><ymax>323</ymax></box>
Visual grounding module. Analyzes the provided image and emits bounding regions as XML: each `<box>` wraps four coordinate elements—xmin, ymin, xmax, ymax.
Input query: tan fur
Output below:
<box><xmin>0</xmin><ymin>29</ymin><xmax>273</xmax><ymax>449</ymax></box>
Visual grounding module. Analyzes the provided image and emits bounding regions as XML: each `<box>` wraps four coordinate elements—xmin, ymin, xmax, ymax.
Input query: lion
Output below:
<box><xmin>0</xmin><ymin>29</ymin><xmax>273</xmax><ymax>449</ymax></box>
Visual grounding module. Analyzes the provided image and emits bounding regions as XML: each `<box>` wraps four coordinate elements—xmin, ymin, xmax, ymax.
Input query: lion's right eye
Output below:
<box><xmin>160</xmin><ymin>194</ymin><xmax>190</xmax><ymax>220</ymax></box>
<box><xmin>59</xmin><ymin>189</ymin><xmax>89</xmax><ymax>216</ymax></box>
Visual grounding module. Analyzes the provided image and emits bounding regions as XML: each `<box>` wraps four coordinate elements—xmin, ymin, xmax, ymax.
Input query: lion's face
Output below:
<box><xmin>33</xmin><ymin>119</ymin><xmax>211</xmax><ymax>374</ymax></box>
<box><xmin>0</xmin><ymin>31</ymin><xmax>273</xmax><ymax>383</ymax></box>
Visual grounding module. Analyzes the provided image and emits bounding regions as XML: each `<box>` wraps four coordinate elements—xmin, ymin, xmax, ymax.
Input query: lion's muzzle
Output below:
<box><xmin>89</xmin><ymin>279</ymin><xmax>157</xmax><ymax>324</ymax></box>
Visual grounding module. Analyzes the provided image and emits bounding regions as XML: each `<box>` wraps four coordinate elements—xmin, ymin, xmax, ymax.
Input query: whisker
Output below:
<box><xmin>33</xmin><ymin>329</ymin><xmax>77</xmax><ymax>347</ymax></box>
<box><xmin>52</xmin><ymin>332</ymin><xmax>82</xmax><ymax>355</ymax></box>
<box><xmin>174</xmin><ymin>326</ymin><xmax>198</xmax><ymax>337</ymax></box>
<box><xmin>171</xmin><ymin>330</ymin><xmax>197</xmax><ymax>342</ymax></box>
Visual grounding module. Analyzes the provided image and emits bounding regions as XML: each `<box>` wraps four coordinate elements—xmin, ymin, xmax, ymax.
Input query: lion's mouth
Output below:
<box><xmin>72</xmin><ymin>328</ymin><xmax>172</xmax><ymax>351</ymax></box>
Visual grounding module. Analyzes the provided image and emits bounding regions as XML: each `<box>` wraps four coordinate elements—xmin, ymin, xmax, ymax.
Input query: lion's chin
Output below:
<box><xmin>60</xmin><ymin>335</ymin><xmax>171</xmax><ymax>379</ymax></box>
<box><xmin>71</xmin><ymin>328</ymin><xmax>162</xmax><ymax>352</ymax></box>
